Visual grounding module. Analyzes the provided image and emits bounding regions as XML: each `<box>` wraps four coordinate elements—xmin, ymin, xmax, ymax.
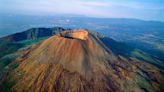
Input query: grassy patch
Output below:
<box><xmin>0</xmin><ymin>80</ymin><xmax>15</xmax><ymax>92</ymax></box>
<box><xmin>0</xmin><ymin>42</ymin><xmax>23</xmax><ymax>58</ymax></box>
<box><xmin>0</xmin><ymin>38</ymin><xmax>46</xmax><ymax>71</ymax></box>
<box><xmin>18</xmin><ymin>37</ymin><xmax>47</xmax><ymax>47</ymax></box>
<box><xmin>137</xmin><ymin>78</ymin><xmax>154</xmax><ymax>92</ymax></box>
<box><xmin>131</xmin><ymin>49</ymin><xmax>164</xmax><ymax>69</ymax></box>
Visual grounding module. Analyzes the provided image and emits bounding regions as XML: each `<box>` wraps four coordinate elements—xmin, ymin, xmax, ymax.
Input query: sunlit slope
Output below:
<box><xmin>0</xmin><ymin>30</ymin><xmax>163</xmax><ymax>92</ymax></box>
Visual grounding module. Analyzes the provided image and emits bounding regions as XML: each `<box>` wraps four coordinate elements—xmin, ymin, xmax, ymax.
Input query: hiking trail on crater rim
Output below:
<box><xmin>0</xmin><ymin>30</ymin><xmax>164</xmax><ymax>92</ymax></box>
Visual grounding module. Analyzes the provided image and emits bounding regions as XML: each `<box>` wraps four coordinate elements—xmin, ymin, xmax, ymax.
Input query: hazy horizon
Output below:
<box><xmin>0</xmin><ymin>0</ymin><xmax>164</xmax><ymax>22</ymax></box>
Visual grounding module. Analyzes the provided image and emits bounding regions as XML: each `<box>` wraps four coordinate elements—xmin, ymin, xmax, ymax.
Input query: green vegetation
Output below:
<box><xmin>0</xmin><ymin>57</ymin><xmax>14</xmax><ymax>70</ymax></box>
<box><xmin>0</xmin><ymin>81</ymin><xmax>14</xmax><ymax>92</ymax></box>
<box><xmin>137</xmin><ymin>74</ymin><xmax>154</xmax><ymax>92</ymax></box>
<box><xmin>17</xmin><ymin>37</ymin><xmax>47</xmax><ymax>47</ymax></box>
<box><xmin>132</xmin><ymin>49</ymin><xmax>154</xmax><ymax>62</ymax></box>
<box><xmin>0</xmin><ymin>38</ymin><xmax>46</xmax><ymax>72</ymax></box>
<box><xmin>0</xmin><ymin>42</ymin><xmax>23</xmax><ymax>58</ymax></box>
<box><xmin>100</xmin><ymin>37</ymin><xmax>164</xmax><ymax>70</ymax></box>
<box><xmin>131</xmin><ymin>49</ymin><xmax>164</xmax><ymax>69</ymax></box>
<box><xmin>0</xmin><ymin>38</ymin><xmax>46</xmax><ymax>92</ymax></box>
<box><xmin>10</xmin><ymin>63</ymin><xmax>19</xmax><ymax>69</ymax></box>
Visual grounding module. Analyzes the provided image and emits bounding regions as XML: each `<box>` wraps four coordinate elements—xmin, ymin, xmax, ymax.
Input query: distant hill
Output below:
<box><xmin>0</xmin><ymin>15</ymin><xmax>163</xmax><ymax>60</ymax></box>
<box><xmin>0</xmin><ymin>27</ymin><xmax>65</xmax><ymax>42</ymax></box>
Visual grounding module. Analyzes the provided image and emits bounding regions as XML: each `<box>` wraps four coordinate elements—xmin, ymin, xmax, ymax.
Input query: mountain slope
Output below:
<box><xmin>0</xmin><ymin>27</ymin><xmax>65</xmax><ymax>42</ymax></box>
<box><xmin>0</xmin><ymin>27</ymin><xmax>65</xmax><ymax>58</ymax></box>
<box><xmin>0</xmin><ymin>27</ymin><xmax>66</xmax><ymax>72</ymax></box>
<box><xmin>100</xmin><ymin>37</ymin><xmax>164</xmax><ymax>70</ymax></box>
<box><xmin>0</xmin><ymin>30</ymin><xmax>163</xmax><ymax>92</ymax></box>
<box><xmin>1</xmin><ymin>28</ymin><xmax>160</xmax><ymax>68</ymax></box>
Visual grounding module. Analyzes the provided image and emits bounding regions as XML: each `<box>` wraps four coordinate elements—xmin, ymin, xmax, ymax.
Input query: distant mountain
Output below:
<box><xmin>0</xmin><ymin>15</ymin><xmax>163</xmax><ymax>60</ymax></box>
<box><xmin>0</xmin><ymin>30</ymin><xmax>163</xmax><ymax>92</ymax></box>
<box><xmin>0</xmin><ymin>27</ymin><xmax>66</xmax><ymax>60</ymax></box>
<box><xmin>0</xmin><ymin>27</ymin><xmax>65</xmax><ymax>42</ymax></box>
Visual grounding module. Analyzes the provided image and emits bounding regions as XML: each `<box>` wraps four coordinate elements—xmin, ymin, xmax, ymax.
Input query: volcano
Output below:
<box><xmin>0</xmin><ymin>30</ymin><xmax>164</xmax><ymax>92</ymax></box>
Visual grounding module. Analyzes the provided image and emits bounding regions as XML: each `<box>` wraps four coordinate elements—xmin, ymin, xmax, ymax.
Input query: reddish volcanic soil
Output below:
<box><xmin>1</xmin><ymin>30</ymin><xmax>164</xmax><ymax>92</ymax></box>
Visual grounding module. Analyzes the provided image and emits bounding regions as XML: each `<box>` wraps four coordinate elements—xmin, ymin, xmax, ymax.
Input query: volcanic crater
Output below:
<box><xmin>0</xmin><ymin>30</ymin><xmax>163</xmax><ymax>92</ymax></box>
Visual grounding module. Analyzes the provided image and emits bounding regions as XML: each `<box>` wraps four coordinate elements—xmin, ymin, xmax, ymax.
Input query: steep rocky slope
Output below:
<box><xmin>0</xmin><ymin>30</ymin><xmax>164</xmax><ymax>92</ymax></box>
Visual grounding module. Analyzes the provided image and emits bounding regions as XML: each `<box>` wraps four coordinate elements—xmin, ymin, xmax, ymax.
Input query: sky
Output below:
<box><xmin>0</xmin><ymin>0</ymin><xmax>164</xmax><ymax>21</ymax></box>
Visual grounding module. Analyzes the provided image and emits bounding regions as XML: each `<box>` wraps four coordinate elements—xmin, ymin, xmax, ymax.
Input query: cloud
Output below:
<box><xmin>76</xmin><ymin>1</ymin><xmax>110</xmax><ymax>7</ymax></box>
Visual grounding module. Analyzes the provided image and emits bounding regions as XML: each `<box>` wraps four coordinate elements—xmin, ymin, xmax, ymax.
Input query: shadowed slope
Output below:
<box><xmin>0</xmin><ymin>30</ymin><xmax>164</xmax><ymax>92</ymax></box>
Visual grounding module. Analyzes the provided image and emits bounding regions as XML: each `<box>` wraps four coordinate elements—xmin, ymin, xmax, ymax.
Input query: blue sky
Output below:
<box><xmin>0</xmin><ymin>0</ymin><xmax>164</xmax><ymax>21</ymax></box>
